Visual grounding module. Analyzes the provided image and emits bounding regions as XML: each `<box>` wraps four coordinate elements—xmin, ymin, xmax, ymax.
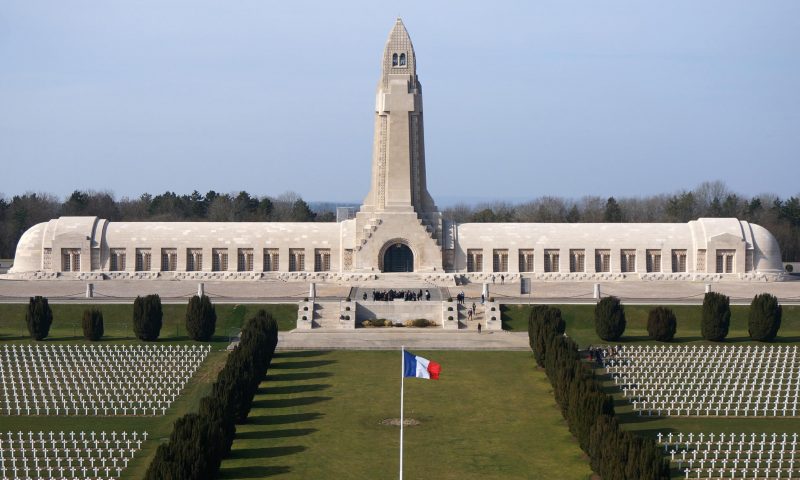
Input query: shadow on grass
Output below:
<box><xmin>265</xmin><ymin>372</ymin><xmax>333</xmax><ymax>382</ymax></box>
<box><xmin>248</xmin><ymin>412</ymin><xmax>325</xmax><ymax>425</ymax></box>
<box><xmin>235</xmin><ymin>428</ymin><xmax>318</xmax><ymax>441</ymax></box>
<box><xmin>229</xmin><ymin>445</ymin><xmax>307</xmax><ymax>459</ymax></box>
<box><xmin>218</xmin><ymin>465</ymin><xmax>291</xmax><ymax>478</ymax></box>
<box><xmin>253</xmin><ymin>396</ymin><xmax>332</xmax><ymax>409</ymax></box>
<box><xmin>274</xmin><ymin>350</ymin><xmax>331</xmax><ymax>358</ymax></box>
<box><xmin>260</xmin><ymin>384</ymin><xmax>331</xmax><ymax>395</ymax></box>
<box><xmin>269</xmin><ymin>360</ymin><xmax>336</xmax><ymax>369</ymax></box>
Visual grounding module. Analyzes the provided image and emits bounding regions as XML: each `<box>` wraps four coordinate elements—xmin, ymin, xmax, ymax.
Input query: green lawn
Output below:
<box><xmin>503</xmin><ymin>304</ymin><xmax>800</xmax><ymax>347</ymax></box>
<box><xmin>219</xmin><ymin>350</ymin><xmax>593</xmax><ymax>480</ymax></box>
<box><xmin>0</xmin><ymin>303</ymin><xmax>296</xmax><ymax>346</ymax></box>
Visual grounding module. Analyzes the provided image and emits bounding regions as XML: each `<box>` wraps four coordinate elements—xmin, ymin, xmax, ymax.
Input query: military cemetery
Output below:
<box><xmin>2</xmin><ymin>6</ymin><xmax>799</xmax><ymax>480</ymax></box>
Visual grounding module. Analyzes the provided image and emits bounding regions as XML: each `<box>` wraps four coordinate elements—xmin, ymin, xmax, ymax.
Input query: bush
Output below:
<box><xmin>26</xmin><ymin>296</ymin><xmax>53</xmax><ymax>341</ymax></box>
<box><xmin>133</xmin><ymin>294</ymin><xmax>163</xmax><ymax>341</ymax></box>
<box><xmin>82</xmin><ymin>308</ymin><xmax>104</xmax><ymax>341</ymax></box>
<box><xmin>594</xmin><ymin>296</ymin><xmax>626</xmax><ymax>341</ymax></box>
<box><xmin>186</xmin><ymin>295</ymin><xmax>217</xmax><ymax>341</ymax></box>
<box><xmin>748</xmin><ymin>293</ymin><xmax>782</xmax><ymax>342</ymax></box>
<box><xmin>527</xmin><ymin>305</ymin><xmax>565</xmax><ymax>367</ymax></box>
<box><xmin>384</xmin><ymin>319</ymin><xmax>394</xmax><ymax>327</ymax></box>
<box><xmin>145</xmin><ymin>310</ymin><xmax>278</xmax><ymax>479</ymax></box>
<box><xmin>527</xmin><ymin>305</ymin><xmax>670</xmax><ymax>480</ymax></box>
<box><xmin>411</xmin><ymin>319</ymin><xmax>432</xmax><ymax>327</ymax></box>
<box><xmin>701</xmin><ymin>292</ymin><xmax>730</xmax><ymax>341</ymax></box>
<box><xmin>647</xmin><ymin>307</ymin><xmax>676</xmax><ymax>342</ymax></box>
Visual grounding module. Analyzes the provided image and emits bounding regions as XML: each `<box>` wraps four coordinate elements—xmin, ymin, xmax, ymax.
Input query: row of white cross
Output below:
<box><xmin>0</xmin><ymin>344</ymin><xmax>210</xmax><ymax>416</ymax></box>
<box><xmin>600</xmin><ymin>345</ymin><xmax>800</xmax><ymax>417</ymax></box>
<box><xmin>657</xmin><ymin>431</ymin><xmax>799</xmax><ymax>479</ymax></box>
<box><xmin>0</xmin><ymin>430</ymin><xmax>145</xmax><ymax>479</ymax></box>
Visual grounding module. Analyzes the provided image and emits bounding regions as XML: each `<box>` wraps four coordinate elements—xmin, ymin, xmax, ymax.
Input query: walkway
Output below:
<box><xmin>277</xmin><ymin>329</ymin><xmax>529</xmax><ymax>351</ymax></box>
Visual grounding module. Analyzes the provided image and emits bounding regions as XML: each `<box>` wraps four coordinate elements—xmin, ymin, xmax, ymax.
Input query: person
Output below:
<box><xmin>500</xmin><ymin>274</ymin><xmax>504</xmax><ymax>284</ymax></box>
<box><xmin>363</xmin><ymin>291</ymin><xmax>368</xmax><ymax>301</ymax></box>
<box><xmin>472</xmin><ymin>302</ymin><xmax>476</xmax><ymax>313</ymax></box>
<box><xmin>425</xmin><ymin>289</ymin><xmax>430</xmax><ymax>301</ymax></box>
<box><xmin>477</xmin><ymin>322</ymin><xmax>482</xmax><ymax>334</ymax></box>
<box><xmin>480</xmin><ymin>294</ymin><xmax>485</xmax><ymax>304</ymax></box>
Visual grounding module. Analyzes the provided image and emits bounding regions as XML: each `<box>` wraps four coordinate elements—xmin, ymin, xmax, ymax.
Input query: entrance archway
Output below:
<box><xmin>382</xmin><ymin>243</ymin><xmax>414</xmax><ymax>272</ymax></box>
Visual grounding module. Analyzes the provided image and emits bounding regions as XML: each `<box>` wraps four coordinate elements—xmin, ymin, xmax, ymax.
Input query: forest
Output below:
<box><xmin>1</xmin><ymin>181</ymin><xmax>798</xmax><ymax>261</ymax></box>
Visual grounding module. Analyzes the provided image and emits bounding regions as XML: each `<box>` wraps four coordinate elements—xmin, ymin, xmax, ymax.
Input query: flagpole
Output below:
<box><xmin>400</xmin><ymin>345</ymin><xmax>405</xmax><ymax>480</ymax></box>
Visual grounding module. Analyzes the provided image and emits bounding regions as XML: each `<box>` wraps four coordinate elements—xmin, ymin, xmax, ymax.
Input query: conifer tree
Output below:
<box><xmin>26</xmin><ymin>296</ymin><xmax>53</xmax><ymax>341</ymax></box>
<box><xmin>701</xmin><ymin>292</ymin><xmax>731</xmax><ymax>341</ymax></box>
<box><xmin>186</xmin><ymin>294</ymin><xmax>217</xmax><ymax>341</ymax></box>
<box><xmin>748</xmin><ymin>293</ymin><xmax>782</xmax><ymax>341</ymax></box>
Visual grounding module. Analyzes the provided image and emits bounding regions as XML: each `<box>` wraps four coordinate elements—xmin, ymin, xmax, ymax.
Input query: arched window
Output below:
<box><xmin>392</xmin><ymin>53</ymin><xmax>398</xmax><ymax>66</ymax></box>
<box><xmin>399</xmin><ymin>53</ymin><xmax>406</xmax><ymax>66</ymax></box>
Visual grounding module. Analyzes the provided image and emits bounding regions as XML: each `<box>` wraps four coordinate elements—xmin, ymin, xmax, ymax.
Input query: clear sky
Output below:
<box><xmin>1</xmin><ymin>1</ymin><xmax>798</xmax><ymax>204</ymax></box>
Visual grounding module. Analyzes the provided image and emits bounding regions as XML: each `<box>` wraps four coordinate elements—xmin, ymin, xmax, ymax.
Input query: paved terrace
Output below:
<box><xmin>277</xmin><ymin>330</ymin><xmax>530</xmax><ymax>351</ymax></box>
<box><xmin>0</xmin><ymin>276</ymin><xmax>797</xmax><ymax>304</ymax></box>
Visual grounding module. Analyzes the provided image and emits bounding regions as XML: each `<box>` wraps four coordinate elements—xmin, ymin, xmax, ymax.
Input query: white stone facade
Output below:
<box><xmin>9</xmin><ymin>19</ymin><xmax>785</xmax><ymax>281</ymax></box>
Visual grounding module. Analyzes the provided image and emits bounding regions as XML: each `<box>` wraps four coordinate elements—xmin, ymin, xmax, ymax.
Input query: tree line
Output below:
<box><xmin>444</xmin><ymin>181</ymin><xmax>800</xmax><ymax>261</ymax></box>
<box><xmin>527</xmin><ymin>306</ymin><xmax>670</xmax><ymax>479</ymax></box>
<box><xmin>145</xmin><ymin>309</ymin><xmax>279</xmax><ymax>479</ymax></box>
<box><xmin>1</xmin><ymin>180</ymin><xmax>798</xmax><ymax>260</ymax></box>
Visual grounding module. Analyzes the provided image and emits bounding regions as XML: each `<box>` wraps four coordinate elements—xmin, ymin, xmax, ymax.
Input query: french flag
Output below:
<box><xmin>403</xmin><ymin>351</ymin><xmax>441</xmax><ymax>380</ymax></box>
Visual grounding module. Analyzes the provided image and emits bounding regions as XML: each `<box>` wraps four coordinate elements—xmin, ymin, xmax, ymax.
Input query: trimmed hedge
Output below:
<box><xmin>133</xmin><ymin>294</ymin><xmax>163</xmax><ymax>341</ymax></box>
<box><xmin>701</xmin><ymin>292</ymin><xmax>730</xmax><ymax>341</ymax></box>
<box><xmin>26</xmin><ymin>296</ymin><xmax>53</xmax><ymax>341</ymax></box>
<box><xmin>528</xmin><ymin>307</ymin><xmax>669</xmax><ymax>479</ymax></box>
<box><xmin>186</xmin><ymin>294</ymin><xmax>217</xmax><ymax>341</ymax></box>
<box><xmin>748</xmin><ymin>293</ymin><xmax>782</xmax><ymax>342</ymax></box>
<box><xmin>594</xmin><ymin>296</ymin><xmax>626</xmax><ymax>341</ymax></box>
<box><xmin>145</xmin><ymin>310</ymin><xmax>279</xmax><ymax>479</ymax></box>
<box><xmin>527</xmin><ymin>305</ymin><xmax>565</xmax><ymax>367</ymax></box>
<box><xmin>82</xmin><ymin>308</ymin><xmax>104</xmax><ymax>341</ymax></box>
<box><xmin>647</xmin><ymin>307</ymin><xmax>677</xmax><ymax>342</ymax></box>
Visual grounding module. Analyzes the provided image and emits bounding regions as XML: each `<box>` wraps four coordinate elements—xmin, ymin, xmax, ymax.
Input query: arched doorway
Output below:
<box><xmin>382</xmin><ymin>243</ymin><xmax>414</xmax><ymax>272</ymax></box>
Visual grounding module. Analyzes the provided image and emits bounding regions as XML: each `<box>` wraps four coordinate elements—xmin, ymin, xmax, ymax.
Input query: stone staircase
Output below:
<box><xmin>355</xmin><ymin>218</ymin><xmax>383</xmax><ymax>253</ymax></box>
<box><xmin>313</xmin><ymin>301</ymin><xmax>351</xmax><ymax>329</ymax></box>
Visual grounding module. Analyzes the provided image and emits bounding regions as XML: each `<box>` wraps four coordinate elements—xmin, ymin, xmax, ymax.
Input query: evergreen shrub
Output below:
<box><xmin>82</xmin><ymin>308</ymin><xmax>104</xmax><ymax>341</ymax></box>
<box><xmin>26</xmin><ymin>296</ymin><xmax>53</xmax><ymax>341</ymax></box>
<box><xmin>133</xmin><ymin>294</ymin><xmax>163</xmax><ymax>341</ymax></box>
<box><xmin>701</xmin><ymin>292</ymin><xmax>730</xmax><ymax>341</ymax></box>
<box><xmin>647</xmin><ymin>307</ymin><xmax>677</xmax><ymax>342</ymax></box>
<box><xmin>527</xmin><ymin>305</ymin><xmax>565</xmax><ymax>367</ymax></box>
<box><xmin>748</xmin><ymin>293</ymin><xmax>782</xmax><ymax>342</ymax></box>
<box><xmin>594</xmin><ymin>296</ymin><xmax>626</xmax><ymax>341</ymax></box>
<box><xmin>186</xmin><ymin>294</ymin><xmax>217</xmax><ymax>341</ymax></box>
<box><xmin>145</xmin><ymin>309</ymin><xmax>278</xmax><ymax>479</ymax></box>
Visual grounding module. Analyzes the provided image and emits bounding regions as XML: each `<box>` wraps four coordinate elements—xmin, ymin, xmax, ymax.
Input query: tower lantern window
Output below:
<box><xmin>399</xmin><ymin>53</ymin><xmax>406</xmax><ymax>66</ymax></box>
<box><xmin>392</xmin><ymin>53</ymin><xmax>398</xmax><ymax>66</ymax></box>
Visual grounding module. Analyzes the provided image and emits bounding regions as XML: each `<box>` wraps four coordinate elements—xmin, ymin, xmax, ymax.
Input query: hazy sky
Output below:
<box><xmin>1</xmin><ymin>1</ymin><xmax>798</xmax><ymax>205</ymax></box>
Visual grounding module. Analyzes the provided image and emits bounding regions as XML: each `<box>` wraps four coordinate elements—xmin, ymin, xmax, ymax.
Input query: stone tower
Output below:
<box><xmin>354</xmin><ymin>18</ymin><xmax>443</xmax><ymax>272</ymax></box>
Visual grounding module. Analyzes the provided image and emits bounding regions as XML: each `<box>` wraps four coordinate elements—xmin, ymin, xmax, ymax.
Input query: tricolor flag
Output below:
<box><xmin>403</xmin><ymin>351</ymin><xmax>441</xmax><ymax>380</ymax></box>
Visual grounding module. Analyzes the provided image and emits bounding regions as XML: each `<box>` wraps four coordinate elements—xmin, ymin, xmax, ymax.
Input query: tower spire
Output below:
<box><xmin>362</xmin><ymin>19</ymin><xmax>436</xmax><ymax>217</ymax></box>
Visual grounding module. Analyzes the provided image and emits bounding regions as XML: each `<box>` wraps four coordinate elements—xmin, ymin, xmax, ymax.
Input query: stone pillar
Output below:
<box><xmin>86</xmin><ymin>283</ymin><xmax>94</xmax><ymax>299</ymax></box>
<box><xmin>309</xmin><ymin>282</ymin><xmax>316</xmax><ymax>301</ymax></box>
<box><xmin>482</xmin><ymin>283</ymin><xmax>489</xmax><ymax>300</ymax></box>
<box><xmin>593</xmin><ymin>283</ymin><xmax>600</xmax><ymax>300</ymax></box>
<box><xmin>705</xmin><ymin>284</ymin><xmax>711</xmax><ymax>294</ymax></box>
<box><xmin>197</xmin><ymin>283</ymin><xmax>205</xmax><ymax>297</ymax></box>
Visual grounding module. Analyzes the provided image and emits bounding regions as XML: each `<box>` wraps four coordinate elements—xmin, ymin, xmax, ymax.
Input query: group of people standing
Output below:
<box><xmin>365</xmin><ymin>289</ymin><xmax>431</xmax><ymax>302</ymax></box>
